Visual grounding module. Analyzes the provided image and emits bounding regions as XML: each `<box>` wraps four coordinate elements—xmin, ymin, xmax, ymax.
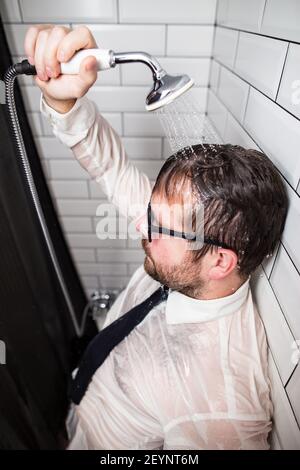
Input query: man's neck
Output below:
<box><xmin>181</xmin><ymin>275</ymin><xmax>247</xmax><ymax>300</ymax></box>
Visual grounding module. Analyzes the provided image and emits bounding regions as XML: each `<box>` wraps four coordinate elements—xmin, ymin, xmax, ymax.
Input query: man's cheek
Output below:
<box><xmin>152</xmin><ymin>240</ymin><xmax>175</xmax><ymax>262</ymax></box>
<box><xmin>148</xmin><ymin>240</ymin><xmax>166</xmax><ymax>260</ymax></box>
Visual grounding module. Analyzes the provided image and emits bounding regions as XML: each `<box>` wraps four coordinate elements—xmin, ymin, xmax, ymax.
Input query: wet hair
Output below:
<box><xmin>152</xmin><ymin>143</ymin><xmax>288</xmax><ymax>277</ymax></box>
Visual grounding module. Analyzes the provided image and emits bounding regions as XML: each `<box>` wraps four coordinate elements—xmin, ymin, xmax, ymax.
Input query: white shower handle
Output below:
<box><xmin>60</xmin><ymin>48</ymin><xmax>112</xmax><ymax>74</ymax></box>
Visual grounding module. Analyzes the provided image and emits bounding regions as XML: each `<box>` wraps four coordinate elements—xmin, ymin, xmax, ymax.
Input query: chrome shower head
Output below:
<box><xmin>111</xmin><ymin>51</ymin><xmax>194</xmax><ymax>111</ymax></box>
<box><xmin>145</xmin><ymin>73</ymin><xmax>194</xmax><ymax>112</ymax></box>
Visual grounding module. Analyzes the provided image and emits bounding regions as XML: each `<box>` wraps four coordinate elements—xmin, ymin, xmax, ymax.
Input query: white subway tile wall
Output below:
<box><xmin>218</xmin><ymin>66</ymin><xmax>250</xmax><ymax>122</ymax></box>
<box><xmin>213</xmin><ymin>27</ymin><xmax>239</xmax><ymax>68</ymax></box>
<box><xmin>167</xmin><ymin>26</ymin><xmax>214</xmax><ymax>56</ymax></box>
<box><xmin>2</xmin><ymin>0</ymin><xmax>299</xmax><ymax>449</ymax></box>
<box><xmin>234</xmin><ymin>33</ymin><xmax>288</xmax><ymax>99</ymax></box>
<box><xmin>217</xmin><ymin>0</ymin><xmax>266</xmax><ymax>32</ymax></box>
<box><xmin>118</xmin><ymin>0</ymin><xmax>217</xmax><ymax>24</ymax></box>
<box><xmin>86</xmin><ymin>24</ymin><xmax>166</xmax><ymax>55</ymax></box>
<box><xmin>268</xmin><ymin>353</ymin><xmax>300</xmax><ymax>450</ymax></box>
<box><xmin>261</xmin><ymin>0</ymin><xmax>300</xmax><ymax>43</ymax></box>
<box><xmin>277</xmin><ymin>43</ymin><xmax>300</xmax><ymax>120</ymax></box>
<box><xmin>0</xmin><ymin>0</ymin><xmax>21</xmax><ymax>22</ymax></box>
<box><xmin>19</xmin><ymin>0</ymin><xmax>118</xmax><ymax>23</ymax></box>
<box><xmin>210</xmin><ymin>0</ymin><xmax>300</xmax><ymax>449</ymax></box>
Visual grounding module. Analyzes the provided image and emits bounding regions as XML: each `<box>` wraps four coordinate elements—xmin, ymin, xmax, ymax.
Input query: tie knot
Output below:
<box><xmin>161</xmin><ymin>285</ymin><xmax>169</xmax><ymax>301</ymax></box>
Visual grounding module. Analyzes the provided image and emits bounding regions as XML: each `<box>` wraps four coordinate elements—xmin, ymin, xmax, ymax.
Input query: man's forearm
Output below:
<box><xmin>40</xmin><ymin>94</ymin><xmax>152</xmax><ymax>222</ymax></box>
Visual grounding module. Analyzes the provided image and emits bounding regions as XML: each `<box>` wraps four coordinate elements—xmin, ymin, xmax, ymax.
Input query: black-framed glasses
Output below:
<box><xmin>147</xmin><ymin>201</ymin><xmax>231</xmax><ymax>250</ymax></box>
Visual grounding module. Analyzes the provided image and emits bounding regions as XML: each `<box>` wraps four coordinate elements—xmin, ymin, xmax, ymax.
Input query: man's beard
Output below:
<box><xmin>141</xmin><ymin>239</ymin><xmax>205</xmax><ymax>297</ymax></box>
<box><xmin>143</xmin><ymin>247</ymin><xmax>169</xmax><ymax>285</ymax></box>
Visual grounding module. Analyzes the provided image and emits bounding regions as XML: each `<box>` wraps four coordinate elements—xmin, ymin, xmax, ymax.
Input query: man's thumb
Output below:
<box><xmin>79</xmin><ymin>56</ymin><xmax>98</xmax><ymax>86</ymax></box>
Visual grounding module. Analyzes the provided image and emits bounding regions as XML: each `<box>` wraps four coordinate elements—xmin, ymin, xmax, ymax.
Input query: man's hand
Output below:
<box><xmin>24</xmin><ymin>25</ymin><xmax>98</xmax><ymax>113</ymax></box>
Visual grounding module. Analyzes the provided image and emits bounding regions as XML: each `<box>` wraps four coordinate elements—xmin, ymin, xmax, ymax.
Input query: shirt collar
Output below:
<box><xmin>165</xmin><ymin>277</ymin><xmax>250</xmax><ymax>325</ymax></box>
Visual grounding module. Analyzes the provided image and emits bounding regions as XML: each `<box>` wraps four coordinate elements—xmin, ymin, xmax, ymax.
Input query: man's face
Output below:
<box><xmin>136</xmin><ymin>192</ymin><xmax>206</xmax><ymax>293</ymax></box>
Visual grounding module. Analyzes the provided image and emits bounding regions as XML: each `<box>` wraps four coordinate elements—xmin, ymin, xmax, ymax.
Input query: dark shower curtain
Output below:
<box><xmin>0</xmin><ymin>17</ymin><xmax>97</xmax><ymax>449</ymax></box>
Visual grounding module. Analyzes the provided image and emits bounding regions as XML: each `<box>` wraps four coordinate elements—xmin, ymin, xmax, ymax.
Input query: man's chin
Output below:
<box><xmin>144</xmin><ymin>256</ymin><xmax>161</xmax><ymax>282</ymax></box>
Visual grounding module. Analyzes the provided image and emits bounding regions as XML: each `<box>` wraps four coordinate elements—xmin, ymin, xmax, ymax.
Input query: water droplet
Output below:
<box><xmin>154</xmin><ymin>93</ymin><xmax>221</xmax><ymax>156</ymax></box>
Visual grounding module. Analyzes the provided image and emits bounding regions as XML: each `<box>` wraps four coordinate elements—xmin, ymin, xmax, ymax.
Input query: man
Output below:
<box><xmin>25</xmin><ymin>25</ymin><xmax>288</xmax><ymax>450</ymax></box>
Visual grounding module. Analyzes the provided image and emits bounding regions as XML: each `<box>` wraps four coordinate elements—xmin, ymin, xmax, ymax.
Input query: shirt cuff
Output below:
<box><xmin>39</xmin><ymin>93</ymin><xmax>96</xmax><ymax>147</ymax></box>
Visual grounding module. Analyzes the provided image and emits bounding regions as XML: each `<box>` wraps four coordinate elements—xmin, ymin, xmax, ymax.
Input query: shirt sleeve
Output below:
<box><xmin>40</xmin><ymin>94</ymin><xmax>153</xmax><ymax>222</ymax></box>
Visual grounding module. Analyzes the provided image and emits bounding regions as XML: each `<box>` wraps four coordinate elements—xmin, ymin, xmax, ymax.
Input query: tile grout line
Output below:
<box><xmin>16</xmin><ymin>0</ymin><xmax>23</xmax><ymax>22</ymax></box>
<box><xmin>258</xmin><ymin>0</ymin><xmax>268</xmax><ymax>33</ymax></box>
<box><xmin>275</xmin><ymin>42</ymin><xmax>290</xmax><ymax>102</ymax></box>
<box><xmin>216</xmin><ymin>24</ymin><xmax>300</xmax><ymax>46</ymax></box>
<box><xmin>116</xmin><ymin>0</ymin><xmax>120</xmax><ymax>23</ymax></box>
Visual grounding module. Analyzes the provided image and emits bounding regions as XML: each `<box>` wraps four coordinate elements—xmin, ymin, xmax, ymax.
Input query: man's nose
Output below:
<box><xmin>135</xmin><ymin>213</ymin><xmax>148</xmax><ymax>238</ymax></box>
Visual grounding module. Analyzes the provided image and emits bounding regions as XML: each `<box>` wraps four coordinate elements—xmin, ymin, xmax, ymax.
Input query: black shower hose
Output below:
<box><xmin>4</xmin><ymin>59</ymin><xmax>91</xmax><ymax>337</ymax></box>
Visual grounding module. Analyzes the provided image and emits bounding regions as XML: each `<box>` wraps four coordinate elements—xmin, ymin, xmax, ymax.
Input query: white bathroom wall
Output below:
<box><xmin>0</xmin><ymin>0</ymin><xmax>216</xmax><ymax>294</ymax></box>
<box><xmin>208</xmin><ymin>0</ymin><xmax>300</xmax><ymax>450</ymax></box>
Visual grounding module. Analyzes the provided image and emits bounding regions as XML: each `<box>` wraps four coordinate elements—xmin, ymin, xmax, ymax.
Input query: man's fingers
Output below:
<box><xmin>34</xmin><ymin>29</ymin><xmax>51</xmax><ymax>80</ymax></box>
<box><xmin>24</xmin><ymin>24</ymin><xmax>53</xmax><ymax>65</ymax></box>
<box><xmin>25</xmin><ymin>24</ymin><xmax>99</xmax><ymax>102</ymax></box>
<box><xmin>57</xmin><ymin>26</ymin><xmax>97</xmax><ymax>63</ymax></box>
<box><xmin>44</xmin><ymin>26</ymin><xmax>69</xmax><ymax>78</ymax></box>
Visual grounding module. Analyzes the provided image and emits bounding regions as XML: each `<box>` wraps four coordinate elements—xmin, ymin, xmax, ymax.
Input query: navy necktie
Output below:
<box><xmin>70</xmin><ymin>284</ymin><xmax>169</xmax><ymax>405</ymax></box>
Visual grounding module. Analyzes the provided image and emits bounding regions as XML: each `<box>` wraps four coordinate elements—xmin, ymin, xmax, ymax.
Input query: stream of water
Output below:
<box><xmin>154</xmin><ymin>90</ymin><xmax>222</xmax><ymax>158</ymax></box>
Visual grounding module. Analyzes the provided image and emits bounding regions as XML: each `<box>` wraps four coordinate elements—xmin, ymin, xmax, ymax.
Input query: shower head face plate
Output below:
<box><xmin>145</xmin><ymin>74</ymin><xmax>194</xmax><ymax>111</ymax></box>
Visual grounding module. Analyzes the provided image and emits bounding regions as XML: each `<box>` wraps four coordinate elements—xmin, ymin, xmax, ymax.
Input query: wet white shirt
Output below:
<box><xmin>40</xmin><ymin>95</ymin><xmax>273</xmax><ymax>450</ymax></box>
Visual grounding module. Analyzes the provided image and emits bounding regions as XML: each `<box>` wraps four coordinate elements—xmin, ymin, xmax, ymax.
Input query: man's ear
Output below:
<box><xmin>208</xmin><ymin>249</ymin><xmax>238</xmax><ymax>280</ymax></box>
